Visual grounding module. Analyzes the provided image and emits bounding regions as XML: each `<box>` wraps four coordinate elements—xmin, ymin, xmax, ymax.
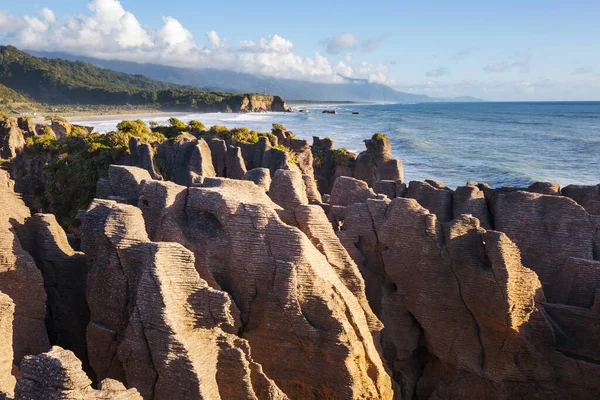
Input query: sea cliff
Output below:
<box><xmin>0</xmin><ymin>117</ymin><xmax>599</xmax><ymax>399</ymax></box>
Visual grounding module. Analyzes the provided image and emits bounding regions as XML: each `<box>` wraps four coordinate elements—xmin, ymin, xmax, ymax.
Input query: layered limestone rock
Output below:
<box><xmin>406</xmin><ymin>180</ymin><xmax>454</xmax><ymax>223</ymax></box>
<box><xmin>208</xmin><ymin>139</ymin><xmax>227</xmax><ymax>177</ymax></box>
<box><xmin>0</xmin><ymin>118</ymin><xmax>25</xmax><ymax>160</ymax></box>
<box><xmin>271</xmin><ymin>126</ymin><xmax>314</xmax><ymax>177</ymax></box>
<box><xmin>132</xmin><ymin>174</ymin><xmax>394</xmax><ymax>399</ymax></box>
<box><xmin>490</xmin><ymin>190</ymin><xmax>596</xmax><ymax>302</ymax></box>
<box><xmin>14</xmin><ymin>346</ymin><xmax>142</xmax><ymax>399</ymax></box>
<box><xmin>96</xmin><ymin>165</ymin><xmax>152</xmax><ymax>205</ymax></box>
<box><xmin>226</xmin><ymin>145</ymin><xmax>247</xmax><ymax>179</ymax></box>
<box><xmin>354</xmin><ymin>134</ymin><xmax>403</xmax><ymax>186</ymax></box>
<box><xmin>0</xmin><ymin>292</ymin><xmax>16</xmax><ymax>399</ymax></box>
<box><xmin>157</xmin><ymin>134</ymin><xmax>216</xmax><ymax>186</ymax></box>
<box><xmin>81</xmin><ymin>199</ymin><xmax>287</xmax><ymax>399</ymax></box>
<box><xmin>333</xmin><ymin>192</ymin><xmax>600</xmax><ymax>399</ymax></box>
<box><xmin>22</xmin><ymin>214</ymin><xmax>89</xmax><ymax>369</ymax></box>
<box><xmin>118</xmin><ymin>137</ymin><xmax>163</xmax><ymax>180</ymax></box>
<box><xmin>562</xmin><ymin>184</ymin><xmax>600</xmax><ymax>214</ymax></box>
<box><xmin>51</xmin><ymin>119</ymin><xmax>72</xmax><ymax>140</ymax></box>
<box><xmin>329</xmin><ymin>176</ymin><xmax>379</xmax><ymax>207</ymax></box>
<box><xmin>268</xmin><ymin>169</ymin><xmax>308</xmax><ymax>210</ymax></box>
<box><xmin>243</xmin><ymin>168</ymin><xmax>271</xmax><ymax>192</ymax></box>
<box><xmin>0</xmin><ymin>180</ymin><xmax>50</xmax><ymax>364</ymax></box>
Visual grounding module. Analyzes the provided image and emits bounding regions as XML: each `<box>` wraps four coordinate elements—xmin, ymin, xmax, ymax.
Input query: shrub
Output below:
<box><xmin>333</xmin><ymin>148</ymin><xmax>351</xmax><ymax>166</ymax></box>
<box><xmin>372</xmin><ymin>132</ymin><xmax>389</xmax><ymax>141</ymax></box>
<box><xmin>273</xmin><ymin>144</ymin><xmax>297</xmax><ymax>165</ymax></box>
<box><xmin>168</xmin><ymin>117</ymin><xmax>187</xmax><ymax>130</ymax></box>
<box><xmin>188</xmin><ymin>120</ymin><xmax>206</xmax><ymax>133</ymax></box>
<box><xmin>272</xmin><ymin>123</ymin><xmax>285</xmax><ymax>132</ymax></box>
<box><xmin>116</xmin><ymin>119</ymin><xmax>166</xmax><ymax>144</ymax></box>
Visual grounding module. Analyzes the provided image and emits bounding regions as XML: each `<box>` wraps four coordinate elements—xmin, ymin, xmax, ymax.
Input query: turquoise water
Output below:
<box><xmin>81</xmin><ymin>102</ymin><xmax>600</xmax><ymax>188</ymax></box>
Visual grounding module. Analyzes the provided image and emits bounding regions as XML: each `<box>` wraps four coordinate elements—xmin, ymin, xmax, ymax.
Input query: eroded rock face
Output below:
<box><xmin>354</xmin><ymin>134</ymin><xmax>403</xmax><ymax>186</ymax></box>
<box><xmin>330</xmin><ymin>176</ymin><xmax>378</xmax><ymax>207</ymax></box>
<box><xmin>333</xmin><ymin>194</ymin><xmax>600</xmax><ymax>399</ymax></box>
<box><xmin>0</xmin><ymin>118</ymin><xmax>25</xmax><ymax>160</ymax></box>
<box><xmin>81</xmin><ymin>199</ymin><xmax>286</xmax><ymax>399</ymax></box>
<box><xmin>243</xmin><ymin>168</ymin><xmax>271</xmax><ymax>193</ymax></box>
<box><xmin>96</xmin><ymin>165</ymin><xmax>152</xmax><ymax>205</ymax></box>
<box><xmin>562</xmin><ymin>184</ymin><xmax>600</xmax><ymax>215</ymax></box>
<box><xmin>0</xmin><ymin>292</ymin><xmax>16</xmax><ymax>399</ymax></box>
<box><xmin>0</xmin><ymin>182</ymin><xmax>50</xmax><ymax>364</ymax></box>
<box><xmin>491</xmin><ymin>190</ymin><xmax>595</xmax><ymax>302</ymax></box>
<box><xmin>272</xmin><ymin>128</ymin><xmax>314</xmax><ymax>177</ymax></box>
<box><xmin>268</xmin><ymin>169</ymin><xmax>308</xmax><ymax>210</ymax></box>
<box><xmin>133</xmin><ymin>175</ymin><xmax>394</xmax><ymax>399</ymax></box>
<box><xmin>157</xmin><ymin>135</ymin><xmax>216</xmax><ymax>186</ymax></box>
<box><xmin>406</xmin><ymin>180</ymin><xmax>454</xmax><ymax>223</ymax></box>
<box><xmin>14</xmin><ymin>346</ymin><xmax>142</xmax><ymax>400</ymax></box>
<box><xmin>51</xmin><ymin>119</ymin><xmax>72</xmax><ymax>140</ymax></box>
<box><xmin>226</xmin><ymin>145</ymin><xmax>247</xmax><ymax>179</ymax></box>
<box><xmin>22</xmin><ymin>214</ymin><xmax>90</xmax><ymax>370</ymax></box>
<box><xmin>118</xmin><ymin>137</ymin><xmax>163</xmax><ymax>180</ymax></box>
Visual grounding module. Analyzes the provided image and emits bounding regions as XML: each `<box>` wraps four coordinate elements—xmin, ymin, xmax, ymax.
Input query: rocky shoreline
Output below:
<box><xmin>0</xmin><ymin>116</ymin><xmax>599</xmax><ymax>399</ymax></box>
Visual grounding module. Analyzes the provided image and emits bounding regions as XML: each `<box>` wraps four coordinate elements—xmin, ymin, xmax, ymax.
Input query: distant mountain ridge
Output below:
<box><xmin>0</xmin><ymin>46</ymin><xmax>289</xmax><ymax>112</ymax></box>
<box><xmin>29</xmin><ymin>50</ymin><xmax>484</xmax><ymax>103</ymax></box>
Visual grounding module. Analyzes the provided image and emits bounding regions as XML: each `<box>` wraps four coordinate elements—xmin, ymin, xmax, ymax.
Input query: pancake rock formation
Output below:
<box><xmin>2</xmin><ymin>125</ymin><xmax>600</xmax><ymax>400</ymax></box>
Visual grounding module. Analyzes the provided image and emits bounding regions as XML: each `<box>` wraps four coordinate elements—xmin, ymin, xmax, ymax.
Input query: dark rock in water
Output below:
<box><xmin>352</xmin><ymin>111</ymin><xmax>360</xmax><ymax>115</ymax></box>
<box><xmin>322</xmin><ymin>110</ymin><xmax>336</xmax><ymax>114</ymax></box>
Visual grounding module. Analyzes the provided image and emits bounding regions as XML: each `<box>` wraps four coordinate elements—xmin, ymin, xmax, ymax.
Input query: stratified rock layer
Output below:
<box><xmin>333</xmin><ymin>193</ymin><xmax>600</xmax><ymax>399</ymax></box>
<box><xmin>14</xmin><ymin>346</ymin><xmax>142</xmax><ymax>399</ymax></box>
<box><xmin>133</xmin><ymin>172</ymin><xmax>394</xmax><ymax>399</ymax></box>
<box><xmin>0</xmin><ymin>292</ymin><xmax>16</xmax><ymax>399</ymax></box>
<box><xmin>81</xmin><ymin>199</ymin><xmax>287</xmax><ymax>399</ymax></box>
<box><xmin>0</xmin><ymin>178</ymin><xmax>50</xmax><ymax>364</ymax></box>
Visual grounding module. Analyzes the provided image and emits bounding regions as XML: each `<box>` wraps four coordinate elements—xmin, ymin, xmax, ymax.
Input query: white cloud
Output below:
<box><xmin>321</xmin><ymin>33</ymin><xmax>386</xmax><ymax>54</ymax></box>
<box><xmin>0</xmin><ymin>2</ymin><xmax>392</xmax><ymax>85</ymax></box>
<box><xmin>206</xmin><ymin>30</ymin><xmax>222</xmax><ymax>48</ymax></box>
<box><xmin>39</xmin><ymin>8</ymin><xmax>55</xmax><ymax>23</ymax></box>
<box><xmin>322</xmin><ymin>33</ymin><xmax>360</xmax><ymax>54</ymax></box>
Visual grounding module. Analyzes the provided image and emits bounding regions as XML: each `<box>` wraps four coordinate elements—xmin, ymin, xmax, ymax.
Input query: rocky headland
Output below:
<box><xmin>0</xmin><ymin>115</ymin><xmax>599</xmax><ymax>399</ymax></box>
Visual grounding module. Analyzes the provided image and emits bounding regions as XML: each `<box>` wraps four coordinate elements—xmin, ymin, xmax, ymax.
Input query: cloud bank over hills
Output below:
<box><xmin>0</xmin><ymin>0</ymin><xmax>392</xmax><ymax>85</ymax></box>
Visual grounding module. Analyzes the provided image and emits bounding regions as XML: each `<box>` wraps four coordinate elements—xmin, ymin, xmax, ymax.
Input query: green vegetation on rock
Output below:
<box><xmin>333</xmin><ymin>148</ymin><xmax>351</xmax><ymax>166</ymax></box>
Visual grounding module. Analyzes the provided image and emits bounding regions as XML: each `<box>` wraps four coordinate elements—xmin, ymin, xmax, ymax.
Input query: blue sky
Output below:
<box><xmin>0</xmin><ymin>0</ymin><xmax>599</xmax><ymax>100</ymax></box>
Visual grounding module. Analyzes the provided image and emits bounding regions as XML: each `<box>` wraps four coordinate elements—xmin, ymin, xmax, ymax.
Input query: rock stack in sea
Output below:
<box><xmin>0</xmin><ymin>119</ymin><xmax>599</xmax><ymax>399</ymax></box>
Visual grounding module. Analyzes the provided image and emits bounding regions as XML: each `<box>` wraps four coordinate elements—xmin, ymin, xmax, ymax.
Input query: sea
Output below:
<box><xmin>78</xmin><ymin>102</ymin><xmax>600</xmax><ymax>189</ymax></box>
